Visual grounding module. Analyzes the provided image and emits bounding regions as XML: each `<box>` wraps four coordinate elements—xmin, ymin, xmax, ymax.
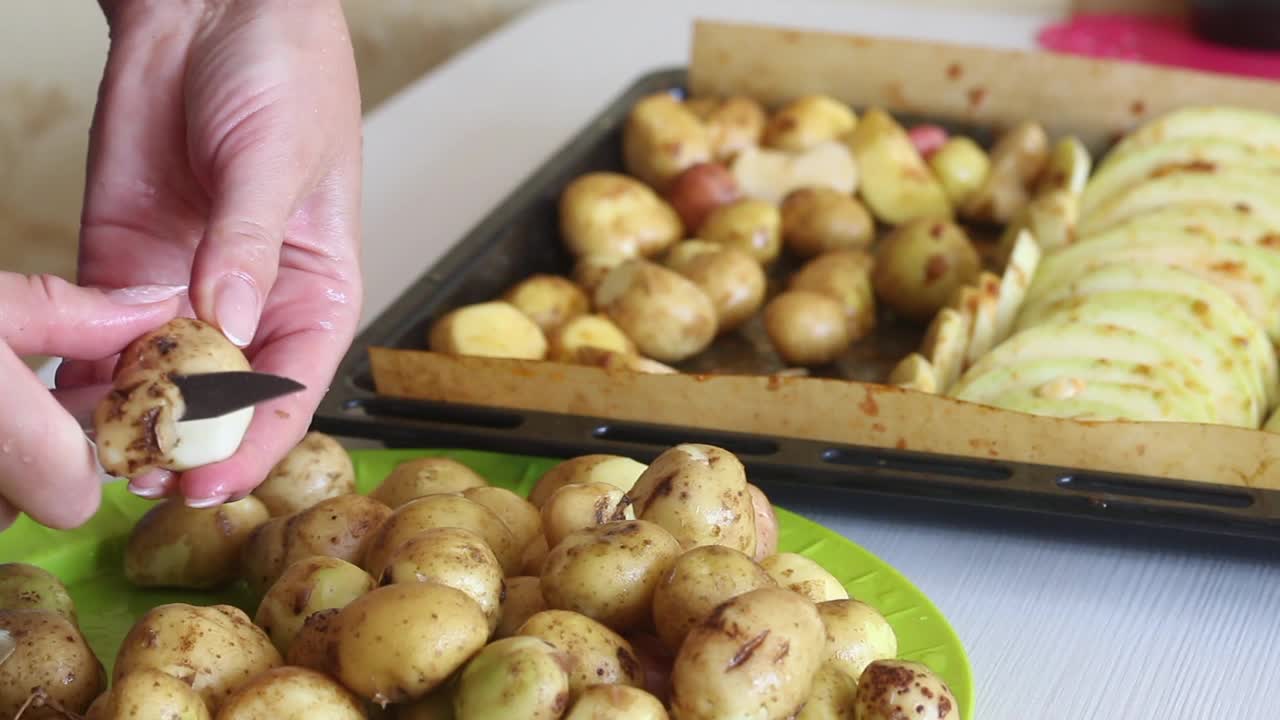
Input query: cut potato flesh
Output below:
<box><xmin>888</xmin><ymin>353</ymin><xmax>938</xmax><ymax>393</ymax></box>
<box><xmin>845</xmin><ymin>109</ymin><xmax>952</xmax><ymax>225</ymax></box>
<box><xmin>1038</xmin><ymin>135</ymin><xmax>1092</xmax><ymax>197</ymax></box>
<box><xmin>993</xmin><ymin>229</ymin><xmax>1041</xmax><ymax>344</ymax></box>
<box><xmin>1097</xmin><ymin>106</ymin><xmax>1280</xmax><ymax>174</ymax></box>
<box><xmin>428</xmin><ymin>301</ymin><xmax>549</xmax><ymax>360</ymax></box>
<box><xmin>1079</xmin><ymin>168</ymin><xmax>1280</xmax><ymax>237</ymax></box>
<box><xmin>962</xmin><ymin>273</ymin><xmax>1001</xmax><ymax>370</ymax></box>
<box><xmin>1267</xmin><ymin>407</ymin><xmax>1280</xmax><ymax>433</ymax></box>
<box><xmin>920</xmin><ymin>307</ymin><xmax>969</xmax><ymax>393</ymax></box>
<box><xmin>1022</xmin><ymin>188</ymin><xmax>1079</xmax><ymax>253</ymax></box>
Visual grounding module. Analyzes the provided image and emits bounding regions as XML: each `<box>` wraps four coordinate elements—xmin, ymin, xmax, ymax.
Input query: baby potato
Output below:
<box><xmin>517</xmin><ymin>610</ymin><xmax>644</xmax><ymax>698</ymax></box>
<box><xmin>701</xmin><ymin>96</ymin><xmax>767</xmax><ymax>162</ymax></box>
<box><xmin>663</xmin><ymin>162</ymin><xmax>742</xmax><ymax>233</ymax></box>
<box><xmin>503</xmin><ymin>274</ymin><xmax>592</xmax><ymax>334</ymax></box>
<box><xmin>113</xmin><ymin>604</ymin><xmax>281</xmax><ymax>711</ymax></box>
<box><xmin>560</xmin><ymin>173</ymin><xmax>683</xmax><ymax>259</ymax></box>
<box><xmin>594</xmin><ymin>259</ymin><xmax>718</xmax><ymax>363</ymax></box>
<box><xmin>0</xmin><ymin>563</ymin><xmax>76</xmax><ymax>622</ymax></box>
<box><xmin>254</xmin><ymin>556</ymin><xmax>376</xmax><ymax>656</ymax></box>
<box><xmin>650</xmin><ymin>545</ymin><xmax>776</xmax><ymax>652</ymax></box>
<box><xmin>731</xmin><ymin>142</ymin><xmax>860</xmax><ymax>206</ymax></box>
<box><xmin>854</xmin><ymin>660</ymin><xmax>959</xmax><ymax>720</ymax></box>
<box><xmin>125</xmin><ymin>496</ymin><xmax>269</xmax><ymax>590</ymax></box>
<box><xmin>540</xmin><ymin>520</ymin><xmax>681</xmax><ymax>633</ymax></box>
<box><xmin>454</xmin><ymin>636</ymin><xmax>572</xmax><ymax>720</ymax></box>
<box><xmin>0</xmin><ymin>609</ymin><xmax>105</xmax><ymax>719</ymax></box>
<box><xmin>371</xmin><ymin>457</ymin><xmax>488</xmax><ymax>510</ymax></box>
<box><xmin>462</xmin><ymin>486</ymin><xmax>543</xmax><ymax>550</ymax></box>
<box><xmin>796</xmin><ymin>663</ymin><xmax>860</xmax><ymax>720</ymax></box>
<box><xmin>846</xmin><ymin>108</ymin><xmax>952</xmax><ymax>225</ymax></box>
<box><xmin>572</xmin><ymin>252</ymin><xmax>629</xmax><ymax>295</ymax></box>
<box><xmin>764</xmin><ymin>95</ymin><xmax>857</xmax><ymax>152</ymax></box>
<box><xmin>781</xmin><ymin>187</ymin><xmax>874</xmax><ymax>258</ymax></box>
<box><xmin>522</xmin><ymin>535</ymin><xmax>552</xmax><ymax>576</ymax></box>
<box><xmin>548</xmin><ymin>314</ymin><xmax>637</xmax><ymax>362</ymax></box>
<box><xmin>763</xmin><ymin>290</ymin><xmax>853</xmax><ymax>366</ymax></box>
<box><xmin>747</xmin><ymin>484</ymin><xmax>779</xmax><ymax>561</ymax></box>
<box><xmin>242</xmin><ymin>516</ymin><xmax>290</xmax><ymax>596</ymax></box>
<box><xmin>284</xmin><ymin>608</ymin><xmax>340</xmax><ymax>672</ymax></box>
<box><xmin>565</xmin><ymin>685</ymin><xmax>669</xmax><ymax>720</ymax></box>
<box><xmin>541</xmin><ymin>482</ymin><xmax>636</xmax><ymax>550</ymax></box>
<box><xmin>332</xmin><ymin>582</ymin><xmax>489</xmax><ymax>705</ymax></box>
<box><xmin>254</xmin><ymin>432</ymin><xmax>357</xmax><ymax>517</ymax></box>
<box><xmin>428</xmin><ymin>301</ymin><xmax>548</xmax><ymax>360</ymax></box>
<box><xmin>280</xmin><ymin>494</ymin><xmax>394</xmax><ymax>574</ymax></box>
<box><xmin>760</xmin><ymin>552</ymin><xmax>849</xmax><ymax>603</ymax></box>
<box><xmin>394</xmin><ymin>690</ymin><xmax>455</xmax><ymax>720</ymax></box>
<box><xmin>670</xmin><ymin>587</ymin><xmax>826</xmax><ymax>720</ymax></box>
<box><xmin>628</xmin><ymin>444</ymin><xmax>756</xmax><ymax>556</ymax></box>
<box><xmin>818</xmin><ymin>599</ymin><xmax>898</xmax><ymax>681</ymax></box>
<box><xmin>497</xmin><ymin>576</ymin><xmax>549</xmax><ymax>639</ymax></box>
<box><xmin>362</xmin><ymin>493</ymin><xmax>519</xmax><ymax>578</ymax></box>
<box><xmin>380</xmin><ymin>527</ymin><xmax>504</xmax><ymax>633</ymax></box>
<box><xmin>699</xmin><ymin>198</ymin><xmax>783</xmax><ymax>264</ymax></box>
<box><xmin>872</xmin><ymin>218</ymin><xmax>980</xmax><ymax>322</ymax></box>
<box><xmin>623</xmin><ymin>633</ymin><xmax>675</xmax><ymax>706</ymax></box>
<box><xmin>662</xmin><ymin>240</ymin><xmax>723</xmax><ymax>275</ymax></box>
<box><xmin>529</xmin><ymin>454</ymin><xmax>648</xmax><ymax>508</ymax></box>
<box><xmin>218</xmin><ymin>667</ymin><xmax>365</xmax><ymax>720</ymax></box>
<box><xmin>789</xmin><ymin>249</ymin><xmax>877</xmax><ymax>341</ymax></box>
<box><xmin>623</xmin><ymin>92</ymin><xmax>712</xmax><ymax>190</ymax></box>
<box><xmin>930</xmin><ymin>136</ymin><xmax>991</xmax><ymax>206</ymax></box>
<box><xmin>96</xmin><ymin>668</ymin><xmax>211</xmax><ymax>720</ymax></box>
<box><xmin>669</xmin><ymin>246</ymin><xmax>766</xmax><ymax>333</ymax></box>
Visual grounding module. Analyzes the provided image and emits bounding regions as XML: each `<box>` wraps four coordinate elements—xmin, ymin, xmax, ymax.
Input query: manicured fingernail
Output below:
<box><xmin>185</xmin><ymin>493</ymin><xmax>231</xmax><ymax>509</ymax></box>
<box><xmin>106</xmin><ymin>284</ymin><xmax>188</xmax><ymax>305</ymax></box>
<box><xmin>214</xmin><ymin>274</ymin><xmax>259</xmax><ymax>347</ymax></box>
<box><xmin>127</xmin><ymin>482</ymin><xmax>165</xmax><ymax>499</ymax></box>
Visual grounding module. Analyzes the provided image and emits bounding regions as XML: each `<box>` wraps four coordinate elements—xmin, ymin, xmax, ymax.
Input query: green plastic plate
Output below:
<box><xmin>1</xmin><ymin>448</ymin><xmax>973</xmax><ymax>716</ymax></box>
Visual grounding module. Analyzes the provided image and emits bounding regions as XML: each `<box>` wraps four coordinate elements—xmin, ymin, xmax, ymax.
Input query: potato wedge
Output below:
<box><xmin>845</xmin><ymin>108</ymin><xmax>951</xmax><ymax>225</ymax></box>
<box><xmin>428</xmin><ymin>301</ymin><xmax>548</xmax><ymax>360</ymax></box>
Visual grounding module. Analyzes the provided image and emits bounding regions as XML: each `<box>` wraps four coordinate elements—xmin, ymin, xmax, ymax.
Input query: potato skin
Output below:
<box><xmin>125</xmin><ymin>496</ymin><xmax>269</xmax><ymax>590</ymax></box>
<box><xmin>560</xmin><ymin>172</ymin><xmax>683</xmax><ymax>259</ymax></box>
<box><xmin>98</xmin><ymin>668</ymin><xmax>211</xmax><ymax>720</ymax></box>
<box><xmin>623</xmin><ymin>93</ymin><xmax>712</xmax><ymax>190</ymax></box>
<box><xmin>564</xmin><ymin>685</ymin><xmax>669</xmax><ymax>720</ymax></box>
<box><xmin>698</xmin><ymin>96</ymin><xmax>767</xmax><ymax>162</ymax></box>
<box><xmin>764</xmin><ymin>290</ymin><xmax>852</xmax><ymax>367</ymax></box>
<box><xmin>540</xmin><ymin>520</ymin><xmax>681</xmax><ymax>633</ymax></box>
<box><xmin>217</xmin><ymin>667</ymin><xmax>365</xmax><ymax>720</ymax></box>
<box><xmin>529</xmin><ymin>455</ymin><xmax>648</xmax><ymax>508</ymax></box>
<box><xmin>284</xmin><ymin>607</ymin><xmax>340</xmax><ymax>672</ymax></box>
<box><xmin>517</xmin><ymin>610</ymin><xmax>644</xmax><ymax>699</ymax></box>
<box><xmin>663</xmin><ymin>162</ymin><xmax>741</xmax><ymax>233</ymax></box>
<box><xmin>872</xmin><ymin>218</ymin><xmax>980</xmax><ymax>322</ymax></box>
<box><xmin>462</xmin><ymin>485</ymin><xmax>543</xmax><ymax>550</ymax></box>
<box><xmin>242</xmin><ymin>516</ymin><xmax>290</xmax><ymax>597</ymax></box>
<box><xmin>332</xmin><ymin>582</ymin><xmax>489</xmax><ymax>705</ymax></box>
<box><xmin>700</xmin><ymin>198</ymin><xmax>783</xmax><ymax>264</ymax></box>
<box><xmin>747</xmin><ymin>484</ymin><xmax>779</xmax><ymax>561</ymax></box>
<box><xmin>572</xmin><ymin>253</ymin><xmax>629</xmax><ymax>296</ymax></box>
<box><xmin>669</xmin><ymin>587</ymin><xmax>826</xmax><ymax>720</ymax></box>
<box><xmin>670</xmin><ymin>246</ymin><xmax>766</xmax><ymax>333</ymax></box>
<box><xmin>371</xmin><ymin>457</ymin><xmax>488</xmax><ymax>509</ymax></box>
<box><xmin>113</xmin><ymin>604</ymin><xmax>281</xmax><ymax>711</ymax></box>
<box><xmin>362</xmin><ymin>494</ymin><xmax>519</xmax><ymax>578</ymax></box>
<box><xmin>453</xmin><ymin>636</ymin><xmax>572</xmax><ymax>720</ymax></box>
<box><xmin>594</xmin><ymin>259</ymin><xmax>718</xmax><ymax>363</ymax></box>
<box><xmin>380</xmin><ymin>527</ymin><xmax>505</xmax><ymax>633</ymax></box>
<box><xmin>781</xmin><ymin>187</ymin><xmax>874</xmax><ymax>258</ymax></box>
<box><xmin>503</xmin><ymin>274</ymin><xmax>592</xmax><ymax>334</ymax></box>
<box><xmin>789</xmin><ymin>250</ymin><xmax>877</xmax><ymax>341</ymax></box>
<box><xmin>817</xmin><ymin>599</ymin><xmax>898</xmax><ymax>681</ymax></box>
<box><xmin>853</xmin><ymin>660</ymin><xmax>958</xmax><ymax>720</ymax></box>
<box><xmin>0</xmin><ymin>563</ymin><xmax>77</xmax><ymax>622</ymax></box>
<box><xmin>760</xmin><ymin>553</ymin><xmax>849</xmax><ymax>603</ymax></box>
<box><xmin>764</xmin><ymin>95</ymin><xmax>857</xmax><ymax>152</ymax></box>
<box><xmin>280</xmin><ymin>494</ymin><xmax>394</xmax><ymax>576</ymax></box>
<box><xmin>0</xmin><ymin>609</ymin><xmax>105</xmax><ymax>720</ymax></box>
<box><xmin>254</xmin><ymin>556</ymin><xmax>375</xmax><ymax>656</ymax></box>
<box><xmin>795</xmin><ymin>662</ymin><xmax>860</xmax><ymax>720</ymax></box>
<box><xmin>650</xmin><ymin>545</ymin><xmax>776</xmax><ymax>652</ymax></box>
<box><xmin>496</xmin><ymin>576</ymin><xmax>549</xmax><ymax>640</ymax></box>
<box><xmin>540</xmin><ymin>482</ymin><xmax>636</xmax><ymax>550</ymax></box>
<box><xmin>548</xmin><ymin>314</ymin><xmax>637</xmax><ymax>362</ymax></box>
<box><xmin>253</xmin><ymin>432</ymin><xmax>357</xmax><ymax>517</ymax></box>
<box><xmin>627</xmin><ymin>444</ymin><xmax>756</xmax><ymax>557</ymax></box>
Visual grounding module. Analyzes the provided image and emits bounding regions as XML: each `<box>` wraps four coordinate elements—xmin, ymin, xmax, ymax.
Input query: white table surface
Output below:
<box><xmin>356</xmin><ymin>2</ymin><xmax>1280</xmax><ymax>718</ymax></box>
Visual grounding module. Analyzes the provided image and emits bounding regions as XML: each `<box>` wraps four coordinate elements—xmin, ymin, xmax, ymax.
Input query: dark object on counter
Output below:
<box><xmin>1190</xmin><ymin>0</ymin><xmax>1280</xmax><ymax>50</ymax></box>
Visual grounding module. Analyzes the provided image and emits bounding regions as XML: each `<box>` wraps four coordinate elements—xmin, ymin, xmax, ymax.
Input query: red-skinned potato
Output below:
<box><xmin>663</xmin><ymin>162</ymin><xmax>741</xmax><ymax>233</ymax></box>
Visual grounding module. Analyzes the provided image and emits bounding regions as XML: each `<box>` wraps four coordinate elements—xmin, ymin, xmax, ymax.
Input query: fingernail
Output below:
<box><xmin>185</xmin><ymin>493</ymin><xmax>231</xmax><ymax>509</ymax></box>
<box><xmin>127</xmin><ymin>482</ymin><xmax>166</xmax><ymax>499</ymax></box>
<box><xmin>106</xmin><ymin>284</ymin><xmax>188</xmax><ymax>305</ymax></box>
<box><xmin>214</xmin><ymin>274</ymin><xmax>259</xmax><ymax>347</ymax></box>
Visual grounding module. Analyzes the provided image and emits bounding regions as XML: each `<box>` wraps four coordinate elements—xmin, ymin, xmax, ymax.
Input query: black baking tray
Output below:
<box><xmin>313</xmin><ymin>66</ymin><xmax>1280</xmax><ymax>542</ymax></box>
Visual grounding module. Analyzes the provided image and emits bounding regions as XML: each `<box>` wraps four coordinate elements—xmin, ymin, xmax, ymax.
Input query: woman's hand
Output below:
<box><xmin>57</xmin><ymin>0</ymin><xmax>364</xmax><ymax>507</ymax></box>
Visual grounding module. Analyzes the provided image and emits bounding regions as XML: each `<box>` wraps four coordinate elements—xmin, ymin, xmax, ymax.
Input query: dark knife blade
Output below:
<box><xmin>171</xmin><ymin>371</ymin><xmax>307</xmax><ymax>422</ymax></box>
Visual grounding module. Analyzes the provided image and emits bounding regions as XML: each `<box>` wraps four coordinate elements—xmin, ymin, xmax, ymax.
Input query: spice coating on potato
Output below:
<box><xmin>760</xmin><ymin>553</ymin><xmax>849</xmax><ymax>603</ymax></box>
<box><xmin>453</xmin><ymin>636</ymin><xmax>572</xmax><ymax>720</ymax></box>
<box><xmin>503</xmin><ymin>274</ymin><xmax>592</xmax><ymax>334</ymax></box>
<box><xmin>663</xmin><ymin>162</ymin><xmax>741</xmax><ymax>233</ymax></box>
<box><xmin>817</xmin><ymin>599</ymin><xmax>898</xmax><ymax>681</ymax></box>
<box><xmin>961</xmin><ymin>121</ymin><xmax>1048</xmax><ymax>224</ymax></box>
<box><xmin>124</xmin><ymin>496</ymin><xmax>269</xmax><ymax>590</ymax></box>
<box><xmin>540</xmin><ymin>520</ymin><xmax>681</xmax><ymax>633</ymax></box>
<box><xmin>529</xmin><ymin>455</ymin><xmax>648</xmax><ymax>508</ymax></box>
<box><xmin>781</xmin><ymin>187</ymin><xmax>874</xmax><ymax>258</ymax></box>
<box><xmin>853</xmin><ymin>659</ymin><xmax>958</xmax><ymax>720</ymax></box>
<box><xmin>370</xmin><ymin>457</ymin><xmax>488</xmax><ymax>509</ymax></box>
<box><xmin>428</xmin><ymin>301</ymin><xmax>548</xmax><ymax>360</ymax></box>
<box><xmin>496</xmin><ymin>576</ymin><xmax>549</xmax><ymax>640</ymax></box>
<box><xmin>697</xmin><ymin>96</ymin><xmax>767</xmax><ymax>162</ymax></box>
<box><xmin>846</xmin><ymin>108</ymin><xmax>952</xmax><ymax>225</ymax></box>
<box><xmin>380</xmin><ymin>527</ymin><xmax>505</xmax><ymax>633</ymax></box>
<box><xmin>764</xmin><ymin>290</ymin><xmax>853</xmax><ymax>366</ymax></box>
<box><xmin>764</xmin><ymin>95</ymin><xmax>857</xmax><ymax>152</ymax></box>
<box><xmin>872</xmin><ymin>218</ymin><xmax>980</xmax><ymax>322</ymax></box>
<box><xmin>789</xmin><ymin>250</ymin><xmax>878</xmax><ymax>341</ymax></box>
<box><xmin>362</xmin><ymin>493</ymin><xmax>519</xmax><ymax>578</ymax></box>
<box><xmin>217</xmin><ymin>666</ymin><xmax>366</xmax><ymax>720</ymax></box>
<box><xmin>669</xmin><ymin>246</ymin><xmax>766</xmax><ymax>333</ymax></box>
<box><xmin>516</xmin><ymin>610</ymin><xmax>644</xmax><ymax>699</ymax></box>
<box><xmin>462</xmin><ymin>485</ymin><xmax>543</xmax><ymax>550</ymax></box>
<box><xmin>627</xmin><ymin>444</ymin><xmax>756</xmax><ymax>557</ymax></box>
<box><xmin>669</xmin><ymin>587</ymin><xmax>826</xmax><ymax>720</ymax></box>
<box><xmin>548</xmin><ymin>314</ymin><xmax>637</xmax><ymax>362</ymax></box>
<box><xmin>97</xmin><ymin>668</ymin><xmax>211</xmax><ymax>720</ymax></box>
<box><xmin>332</xmin><ymin>582</ymin><xmax>489</xmax><ymax>705</ymax></box>
<box><xmin>564</xmin><ymin>684</ymin><xmax>669</xmax><ymax>720</ymax></box>
<box><xmin>253</xmin><ymin>432</ymin><xmax>357</xmax><ymax>517</ymax></box>
<box><xmin>560</xmin><ymin>172</ymin><xmax>684</xmax><ymax>259</ymax></box>
<box><xmin>254</xmin><ymin>556</ymin><xmax>375</xmax><ymax>656</ymax></box>
<box><xmin>650</xmin><ymin>545</ymin><xmax>776</xmax><ymax>652</ymax></box>
<box><xmin>699</xmin><ymin>198</ymin><xmax>783</xmax><ymax>264</ymax></box>
<box><xmin>594</xmin><ymin>259</ymin><xmax>718</xmax><ymax>363</ymax></box>
<box><xmin>113</xmin><ymin>604</ymin><xmax>281</xmax><ymax>711</ymax></box>
<box><xmin>0</xmin><ymin>563</ymin><xmax>76</xmax><ymax>622</ymax></box>
<box><xmin>0</xmin><ymin>609</ymin><xmax>105</xmax><ymax>720</ymax></box>
<box><xmin>623</xmin><ymin>93</ymin><xmax>712</xmax><ymax>190</ymax></box>
<box><xmin>94</xmin><ymin>318</ymin><xmax>253</xmax><ymax>477</ymax></box>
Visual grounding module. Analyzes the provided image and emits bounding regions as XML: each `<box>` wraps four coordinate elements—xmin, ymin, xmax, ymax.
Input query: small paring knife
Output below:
<box><xmin>169</xmin><ymin>371</ymin><xmax>307</xmax><ymax>422</ymax></box>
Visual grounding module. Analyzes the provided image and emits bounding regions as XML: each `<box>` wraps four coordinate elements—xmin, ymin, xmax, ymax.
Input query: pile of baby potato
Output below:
<box><xmin>0</xmin><ymin>434</ymin><xmax>959</xmax><ymax>720</ymax></box>
<box><xmin>426</xmin><ymin>90</ymin><xmax>1076</xmax><ymax>378</ymax></box>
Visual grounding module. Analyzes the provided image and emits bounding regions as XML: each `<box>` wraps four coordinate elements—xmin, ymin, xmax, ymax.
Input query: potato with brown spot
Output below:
<box><xmin>668</xmin><ymin>246</ymin><xmax>766</xmax><ymax>333</ymax></box>
<box><xmin>0</xmin><ymin>563</ymin><xmax>77</xmax><ymax>622</ymax></box>
<box><xmin>561</xmin><ymin>173</ymin><xmax>683</xmax><ymax>259</ymax></box>
<box><xmin>497</xmin><ymin>576</ymin><xmax>549</xmax><ymax>639</ymax></box>
<box><xmin>845</xmin><ymin>109</ymin><xmax>952</xmax><ymax>225</ymax></box>
<box><xmin>961</xmin><ymin>121</ymin><xmax>1048</xmax><ymax>224</ymax></box>
<box><xmin>564</xmin><ymin>684</ymin><xmax>669</xmax><ymax>720</ymax></box>
<box><xmin>428</xmin><ymin>301</ymin><xmax>548</xmax><ymax>360</ymax></box>
<box><xmin>670</xmin><ymin>587</ymin><xmax>826</xmax><ymax>720</ymax></box>
<box><xmin>503</xmin><ymin>274</ymin><xmax>592</xmax><ymax>334</ymax></box>
<box><xmin>0</xmin><ymin>609</ymin><xmax>105</xmax><ymax>720</ymax></box>
<box><xmin>124</xmin><ymin>496</ymin><xmax>269</xmax><ymax>590</ymax></box>
<box><xmin>854</xmin><ymin>659</ymin><xmax>959</xmax><ymax>720</ymax></box>
<box><xmin>462</xmin><ymin>485</ymin><xmax>543</xmax><ymax>550</ymax></box>
<box><xmin>627</xmin><ymin>444</ymin><xmax>756</xmax><ymax>557</ymax></box>
<box><xmin>370</xmin><ymin>457</ymin><xmax>488</xmax><ymax>509</ymax></box>
<box><xmin>331</xmin><ymin>582</ymin><xmax>488</xmax><ymax>706</ymax></box>
<box><xmin>362</xmin><ymin>493</ymin><xmax>519</xmax><ymax>578</ymax></box>
<box><xmin>380</xmin><ymin>527</ymin><xmax>505</xmax><ymax>633</ymax></box>
<box><xmin>651</xmin><ymin>545</ymin><xmax>776</xmax><ymax>652</ymax></box>
<box><xmin>764</xmin><ymin>290</ymin><xmax>853</xmax><ymax>366</ymax></box>
<box><xmin>789</xmin><ymin>250</ymin><xmax>877</xmax><ymax>341</ymax></box>
<box><xmin>254</xmin><ymin>556</ymin><xmax>375</xmax><ymax>656</ymax></box>
<box><xmin>699</xmin><ymin>198</ymin><xmax>783</xmax><ymax>264</ymax></box>
<box><xmin>217</xmin><ymin>667</ymin><xmax>365</xmax><ymax>720</ymax></box>
<box><xmin>663</xmin><ymin>162</ymin><xmax>741</xmax><ymax>233</ymax></box>
<box><xmin>453</xmin><ymin>636</ymin><xmax>572</xmax><ymax>720</ymax></box>
<box><xmin>818</xmin><ymin>599</ymin><xmax>898</xmax><ymax>681</ymax></box>
<box><xmin>284</xmin><ymin>608</ymin><xmax>339</xmax><ymax>672</ymax></box>
<box><xmin>698</xmin><ymin>96</ymin><xmax>767</xmax><ymax>162</ymax></box>
<box><xmin>541</xmin><ymin>482</ymin><xmax>636</xmax><ymax>550</ymax></box>
<box><xmin>113</xmin><ymin>603</ymin><xmax>281</xmax><ymax>711</ymax></box>
<box><xmin>781</xmin><ymin>187</ymin><xmax>874</xmax><ymax>258</ymax></box>
<box><xmin>594</xmin><ymin>259</ymin><xmax>718</xmax><ymax>363</ymax></box>
<box><xmin>517</xmin><ymin>609</ymin><xmax>644</xmax><ymax>699</ymax></box>
<box><xmin>764</xmin><ymin>95</ymin><xmax>857</xmax><ymax>152</ymax></box>
<box><xmin>623</xmin><ymin>92</ymin><xmax>712</xmax><ymax>189</ymax></box>
<box><xmin>541</xmin><ymin>520</ymin><xmax>681</xmax><ymax>633</ymax></box>
<box><xmin>760</xmin><ymin>553</ymin><xmax>849</xmax><ymax>603</ymax></box>
<box><xmin>94</xmin><ymin>668</ymin><xmax>210</xmax><ymax>720</ymax></box>
<box><xmin>253</xmin><ymin>432</ymin><xmax>357</xmax><ymax>517</ymax></box>
<box><xmin>529</xmin><ymin>455</ymin><xmax>649</xmax><ymax>508</ymax></box>
<box><xmin>872</xmin><ymin>218</ymin><xmax>980</xmax><ymax>322</ymax></box>
<box><xmin>278</xmin><ymin>494</ymin><xmax>393</xmax><ymax>577</ymax></box>
<box><xmin>548</xmin><ymin>314</ymin><xmax>637</xmax><ymax>362</ymax></box>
